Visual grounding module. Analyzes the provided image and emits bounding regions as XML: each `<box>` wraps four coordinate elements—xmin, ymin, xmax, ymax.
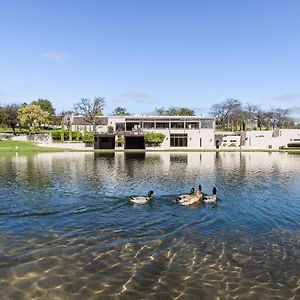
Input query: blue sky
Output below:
<box><xmin>0</xmin><ymin>0</ymin><xmax>300</xmax><ymax>118</ymax></box>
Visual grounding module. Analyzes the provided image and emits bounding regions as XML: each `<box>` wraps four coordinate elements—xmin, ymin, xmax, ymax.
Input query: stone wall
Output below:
<box><xmin>27</xmin><ymin>133</ymin><xmax>53</xmax><ymax>143</ymax></box>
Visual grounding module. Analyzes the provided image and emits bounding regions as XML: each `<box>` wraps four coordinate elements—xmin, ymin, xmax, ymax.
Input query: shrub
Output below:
<box><xmin>144</xmin><ymin>132</ymin><xmax>165</xmax><ymax>146</ymax></box>
<box><xmin>228</xmin><ymin>143</ymin><xmax>237</xmax><ymax>147</ymax></box>
<box><xmin>51</xmin><ymin>130</ymin><xmax>81</xmax><ymax>141</ymax></box>
<box><xmin>108</xmin><ymin>125</ymin><xmax>114</xmax><ymax>133</ymax></box>
<box><xmin>83</xmin><ymin>132</ymin><xmax>94</xmax><ymax>144</ymax></box>
<box><xmin>116</xmin><ymin>136</ymin><xmax>125</xmax><ymax>146</ymax></box>
<box><xmin>75</xmin><ymin>130</ymin><xmax>81</xmax><ymax>141</ymax></box>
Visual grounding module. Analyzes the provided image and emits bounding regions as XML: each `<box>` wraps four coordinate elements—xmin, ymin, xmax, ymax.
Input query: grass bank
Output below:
<box><xmin>1</xmin><ymin>140</ymin><xmax>300</xmax><ymax>154</ymax></box>
<box><xmin>0</xmin><ymin>141</ymin><xmax>66</xmax><ymax>152</ymax></box>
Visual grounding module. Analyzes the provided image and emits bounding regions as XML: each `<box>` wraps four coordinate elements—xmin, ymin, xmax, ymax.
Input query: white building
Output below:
<box><xmin>216</xmin><ymin>129</ymin><xmax>300</xmax><ymax>149</ymax></box>
<box><xmin>70</xmin><ymin>115</ymin><xmax>300</xmax><ymax>150</ymax></box>
<box><xmin>244</xmin><ymin>129</ymin><xmax>300</xmax><ymax>149</ymax></box>
<box><xmin>71</xmin><ymin>115</ymin><xmax>215</xmax><ymax>150</ymax></box>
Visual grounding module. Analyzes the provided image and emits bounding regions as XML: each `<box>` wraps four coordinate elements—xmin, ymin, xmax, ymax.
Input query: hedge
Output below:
<box><xmin>83</xmin><ymin>132</ymin><xmax>94</xmax><ymax>144</ymax></box>
<box><xmin>51</xmin><ymin>130</ymin><xmax>82</xmax><ymax>141</ymax></box>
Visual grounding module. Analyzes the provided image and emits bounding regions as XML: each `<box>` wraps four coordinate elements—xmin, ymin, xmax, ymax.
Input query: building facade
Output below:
<box><xmin>71</xmin><ymin>115</ymin><xmax>216</xmax><ymax>150</ymax></box>
<box><xmin>216</xmin><ymin>129</ymin><xmax>300</xmax><ymax>149</ymax></box>
<box><xmin>70</xmin><ymin>115</ymin><xmax>300</xmax><ymax>150</ymax></box>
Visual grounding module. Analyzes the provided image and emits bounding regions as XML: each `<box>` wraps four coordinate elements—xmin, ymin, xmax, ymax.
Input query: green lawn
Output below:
<box><xmin>1</xmin><ymin>140</ymin><xmax>300</xmax><ymax>154</ymax></box>
<box><xmin>0</xmin><ymin>140</ymin><xmax>64</xmax><ymax>152</ymax></box>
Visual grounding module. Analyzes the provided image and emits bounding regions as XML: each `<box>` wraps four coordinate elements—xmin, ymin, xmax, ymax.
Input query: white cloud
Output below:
<box><xmin>289</xmin><ymin>106</ymin><xmax>300</xmax><ymax>115</ymax></box>
<box><xmin>41</xmin><ymin>52</ymin><xmax>68</xmax><ymax>62</ymax></box>
<box><xmin>112</xmin><ymin>91</ymin><xmax>152</xmax><ymax>104</ymax></box>
<box><xmin>274</xmin><ymin>94</ymin><xmax>300</xmax><ymax>102</ymax></box>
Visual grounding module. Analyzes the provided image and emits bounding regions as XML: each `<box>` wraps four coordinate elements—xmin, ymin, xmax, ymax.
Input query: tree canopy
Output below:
<box><xmin>155</xmin><ymin>106</ymin><xmax>195</xmax><ymax>116</ymax></box>
<box><xmin>18</xmin><ymin>104</ymin><xmax>50</xmax><ymax>131</ymax></box>
<box><xmin>32</xmin><ymin>99</ymin><xmax>55</xmax><ymax>116</ymax></box>
<box><xmin>112</xmin><ymin>107</ymin><xmax>130</xmax><ymax>115</ymax></box>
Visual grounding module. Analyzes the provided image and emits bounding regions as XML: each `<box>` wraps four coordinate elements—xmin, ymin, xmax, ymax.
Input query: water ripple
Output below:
<box><xmin>0</xmin><ymin>152</ymin><xmax>299</xmax><ymax>299</ymax></box>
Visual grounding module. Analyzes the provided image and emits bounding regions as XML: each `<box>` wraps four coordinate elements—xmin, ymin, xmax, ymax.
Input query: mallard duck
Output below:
<box><xmin>203</xmin><ymin>187</ymin><xmax>217</xmax><ymax>203</ymax></box>
<box><xmin>179</xmin><ymin>185</ymin><xmax>203</xmax><ymax>206</ymax></box>
<box><xmin>180</xmin><ymin>193</ymin><xmax>201</xmax><ymax>206</ymax></box>
<box><xmin>195</xmin><ymin>184</ymin><xmax>203</xmax><ymax>199</ymax></box>
<box><xmin>130</xmin><ymin>190</ymin><xmax>154</xmax><ymax>204</ymax></box>
<box><xmin>176</xmin><ymin>188</ymin><xmax>195</xmax><ymax>203</ymax></box>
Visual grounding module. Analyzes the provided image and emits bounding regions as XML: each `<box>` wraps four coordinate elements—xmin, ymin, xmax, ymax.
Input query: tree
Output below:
<box><xmin>112</xmin><ymin>107</ymin><xmax>130</xmax><ymax>115</ymax></box>
<box><xmin>154</xmin><ymin>106</ymin><xmax>195</xmax><ymax>116</ymax></box>
<box><xmin>244</xmin><ymin>103</ymin><xmax>259</xmax><ymax>122</ymax></box>
<box><xmin>3</xmin><ymin>104</ymin><xmax>19</xmax><ymax>133</ymax></box>
<box><xmin>155</xmin><ymin>107</ymin><xmax>167</xmax><ymax>116</ymax></box>
<box><xmin>209</xmin><ymin>103</ymin><xmax>226</xmax><ymax>127</ymax></box>
<box><xmin>167</xmin><ymin>107</ymin><xmax>180</xmax><ymax>116</ymax></box>
<box><xmin>257</xmin><ymin>110</ymin><xmax>267</xmax><ymax>130</ymax></box>
<box><xmin>61</xmin><ymin>121</ymin><xmax>65</xmax><ymax>142</ymax></box>
<box><xmin>209</xmin><ymin>99</ymin><xmax>243</xmax><ymax>130</ymax></box>
<box><xmin>0</xmin><ymin>105</ymin><xmax>4</xmax><ymax>125</ymax></box>
<box><xmin>18</xmin><ymin>104</ymin><xmax>50</xmax><ymax>132</ymax></box>
<box><xmin>74</xmin><ymin>97</ymin><xmax>105</xmax><ymax>133</ymax></box>
<box><xmin>32</xmin><ymin>99</ymin><xmax>55</xmax><ymax>116</ymax></box>
<box><xmin>61</xmin><ymin>111</ymin><xmax>73</xmax><ymax>131</ymax></box>
<box><xmin>177</xmin><ymin>107</ymin><xmax>195</xmax><ymax>116</ymax></box>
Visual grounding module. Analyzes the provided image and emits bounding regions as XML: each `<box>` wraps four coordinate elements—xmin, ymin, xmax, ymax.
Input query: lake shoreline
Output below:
<box><xmin>1</xmin><ymin>140</ymin><xmax>299</xmax><ymax>153</ymax></box>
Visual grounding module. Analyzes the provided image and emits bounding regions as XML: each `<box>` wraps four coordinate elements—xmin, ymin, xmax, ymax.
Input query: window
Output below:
<box><xmin>143</xmin><ymin>122</ymin><xmax>155</xmax><ymax>129</ymax></box>
<box><xmin>201</xmin><ymin>119</ymin><xmax>213</xmax><ymax>129</ymax></box>
<box><xmin>200</xmin><ymin>138</ymin><xmax>202</xmax><ymax>147</ymax></box>
<box><xmin>126</xmin><ymin>122</ymin><xmax>140</xmax><ymax>131</ymax></box>
<box><xmin>116</xmin><ymin>123</ymin><xmax>125</xmax><ymax>131</ymax></box>
<box><xmin>171</xmin><ymin>122</ymin><xmax>184</xmax><ymax>129</ymax></box>
<box><xmin>170</xmin><ymin>134</ymin><xmax>188</xmax><ymax>147</ymax></box>
<box><xmin>186</xmin><ymin>122</ymin><xmax>199</xmax><ymax>129</ymax></box>
<box><xmin>156</xmin><ymin>122</ymin><xmax>169</xmax><ymax>129</ymax></box>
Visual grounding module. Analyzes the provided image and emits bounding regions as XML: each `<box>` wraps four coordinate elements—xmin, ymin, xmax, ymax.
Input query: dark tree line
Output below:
<box><xmin>209</xmin><ymin>99</ymin><xmax>295</xmax><ymax>131</ymax></box>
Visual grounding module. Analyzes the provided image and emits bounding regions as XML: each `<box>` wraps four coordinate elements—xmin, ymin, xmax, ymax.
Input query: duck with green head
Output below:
<box><xmin>203</xmin><ymin>187</ymin><xmax>217</xmax><ymax>203</ymax></box>
<box><xmin>130</xmin><ymin>190</ymin><xmax>154</xmax><ymax>204</ymax></box>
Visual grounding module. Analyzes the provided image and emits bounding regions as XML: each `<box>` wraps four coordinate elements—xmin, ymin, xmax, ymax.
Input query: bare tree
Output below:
<box><xmin>244</xmin><ymin>103</ymin><xmax>259</xmax><ymax>121</ymax></box>
<box><xmin>209</xmin><ymin>99</ymin><xmax>242</xmax><ymax>130</ymax></box>
<box><xmin>74</xmin><ymin>97</ymin><xmax>105</xmax><ymax>133</ymax></box>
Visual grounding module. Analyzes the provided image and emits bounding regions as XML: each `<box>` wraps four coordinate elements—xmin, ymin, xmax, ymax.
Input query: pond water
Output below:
<box><xmin>0</xmin><ymin>152</ymin><xmax>299</xmax><ymax>299</ymax></box>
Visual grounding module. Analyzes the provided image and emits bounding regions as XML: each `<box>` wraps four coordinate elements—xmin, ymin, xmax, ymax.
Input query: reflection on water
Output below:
<box><xmin>0</xmin><ymin>152</ymin><xmax>300</xmax><ymax>299</ymax></box>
